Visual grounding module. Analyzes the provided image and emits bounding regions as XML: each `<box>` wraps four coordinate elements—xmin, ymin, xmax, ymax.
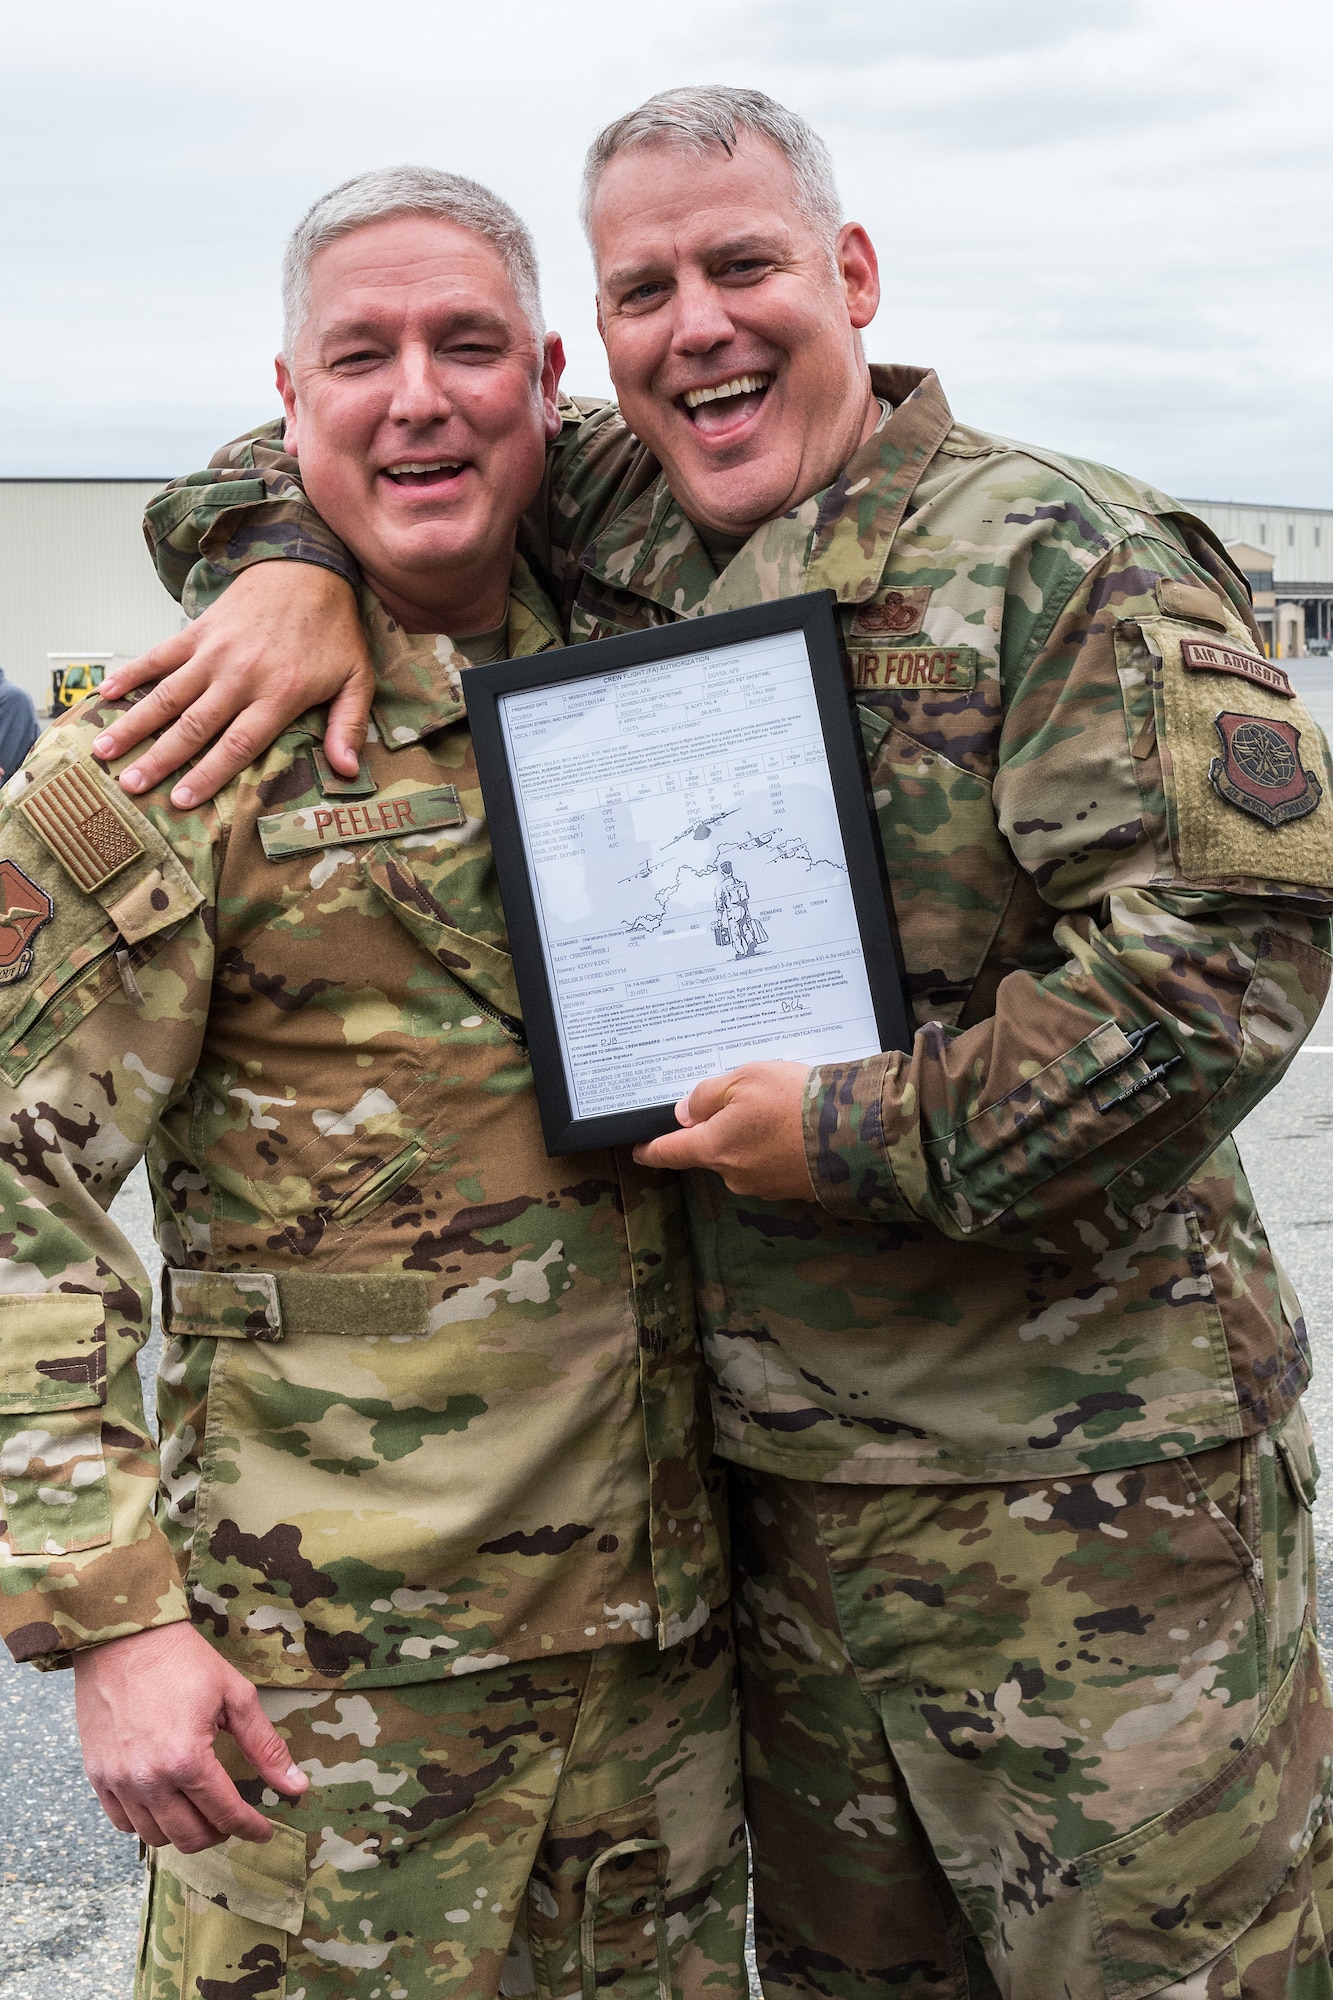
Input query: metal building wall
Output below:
<box><xmin>0</xmin><ymin>480</ymin><xmax>183</xmax><ymax>709</ymax></box>
<box><xmin>1180</xmin><ymin>499</ymin><xmax>1333</xmax><ymax>584</ymax></box>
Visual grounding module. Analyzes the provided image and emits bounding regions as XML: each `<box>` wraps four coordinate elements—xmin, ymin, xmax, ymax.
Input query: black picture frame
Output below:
<box><xmin>467</xmin><ymin>590</ymin><xmax>912</xmax><ymax>1156</ymax></box>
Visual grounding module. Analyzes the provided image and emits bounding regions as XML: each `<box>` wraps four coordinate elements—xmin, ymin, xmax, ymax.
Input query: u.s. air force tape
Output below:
<box><xmin>258</xmin><ymin>784</ymin><xmax>464</xmax><ymax>859</ymax></box>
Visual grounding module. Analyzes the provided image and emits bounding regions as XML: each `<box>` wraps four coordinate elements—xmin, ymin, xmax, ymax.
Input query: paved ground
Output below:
<box><xmin>3</xmin><ymin>665</ymin><xmax>1332</xmax><ymax>1997</ymax></box>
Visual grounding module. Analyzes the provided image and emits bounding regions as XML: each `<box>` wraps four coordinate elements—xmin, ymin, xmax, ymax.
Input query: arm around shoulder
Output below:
<box><xmin>145</xmin><ymin>418</ymin><xmax>357</xmax><ymax>615</ymax></box>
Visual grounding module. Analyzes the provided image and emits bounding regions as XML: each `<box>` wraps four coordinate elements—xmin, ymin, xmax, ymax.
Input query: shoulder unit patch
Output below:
<box><xmin>0</xmin><ymin>862</ymin><xmax>53</xmax><ymax>985</ymax></box>
<box><xmin>1210</xmin><ymin>712</ymin><xmax>1323</xmax><ymax>827</ymax></box>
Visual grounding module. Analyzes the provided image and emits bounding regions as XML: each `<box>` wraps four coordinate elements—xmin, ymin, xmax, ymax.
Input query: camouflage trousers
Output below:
<box><xmin>136</xmin><ymin>1609</ymin><xmax>745</xmax><ymax>2000</ymax></box>
<box><xmin>733</xmin><ymin>1408</ymin><xmax>1333</xmax><ymax>2000</ymax></box>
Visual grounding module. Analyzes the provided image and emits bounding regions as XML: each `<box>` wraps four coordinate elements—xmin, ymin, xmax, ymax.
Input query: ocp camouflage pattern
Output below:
<box><xmin>0</xmin><ymin>567</ymin><xmax>726</xmax><ymax>1680</ymax></box>
<box><xmin>143</xmin><ymin>364</ymin><xmax>1333</xmax><ymax>1490</ymax></box>
<box><xmin>139</xmin><ymin>1609</ymin><xmax>745</xmax><ymax>2000</ymax></box>
<box><xmin>732</xmin><ymin>1404</ymin><xmax>1333</xmax><ymax>1999</ymax></box>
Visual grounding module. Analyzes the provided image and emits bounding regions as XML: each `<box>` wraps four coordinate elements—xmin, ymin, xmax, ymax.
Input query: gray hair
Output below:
<box><xmin>281</xmin><ymin>165</ymin><xmax>544</xmax><ymax>356</ymax></box>
<box><xmin>580</xmin><ymin>87</ymin><xmax>842</xmax><ymax>258</ymax></box>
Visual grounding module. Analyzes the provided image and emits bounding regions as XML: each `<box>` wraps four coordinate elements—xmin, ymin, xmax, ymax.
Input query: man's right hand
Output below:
<box><xmin>91</xmin><ymin>561</ymin><xmax>375</xmax><ymax>809</ymax></box>
<box><xmin>73</xmin><ymin>1622</ymin><xmax>309</xmax><ymax>1852</ymax></box>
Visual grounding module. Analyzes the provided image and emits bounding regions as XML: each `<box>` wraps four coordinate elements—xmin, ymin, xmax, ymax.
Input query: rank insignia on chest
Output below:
<box><xmin>258</xmin><ymin>782</ymin><xmax>464</xmax><ymax>859</ymax></box>
<box><xmin>1209</xmin><ymin>712</ymin><xmax>1323</xmax><ymax>827</ymax></box>
<box><xmin>0</xmin><ymin>861</ymin><xmax>53</xmax><ymax>985</ymax></box>
<box><xmin>850</xmin><ymin>586</ymin><xmax>932</xmax><ymax>638</ymax></box>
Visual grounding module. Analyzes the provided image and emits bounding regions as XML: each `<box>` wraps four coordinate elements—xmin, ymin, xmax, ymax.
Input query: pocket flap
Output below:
<box><xmin>104</xmin><ymin>852</ymin><xmax>203</xmax><ymax>944</ymax></box>
<box><xmin>163</xmin><ymin>1822</ymin><xmax>306</xmax><ymax>1936</ymax></box>
<box><xmin>0</xmin><ymin>1295</ymin><xmax>104</xmax><ymax>1412</ymax></box>
<box><xmin>1275</xmin><ymin>1403</ymin><xmax>1320</xmax><ymax>1513</ymax></box>
<box><xmin>367</xmin><ymin>854</ymin><xmax>522</xmax><ymax>1022</ymax></box>
<box><xmin>1077</xmin><ymin>1619</ymin><xmax>1333</xmax><ymax>1999</ymax></box>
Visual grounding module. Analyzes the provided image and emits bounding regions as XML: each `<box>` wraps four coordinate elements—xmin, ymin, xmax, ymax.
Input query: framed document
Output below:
<box><xmin>467</xmin><ymin>591</ymin><xmax>912</xmax><ymax>1155</ymax></box>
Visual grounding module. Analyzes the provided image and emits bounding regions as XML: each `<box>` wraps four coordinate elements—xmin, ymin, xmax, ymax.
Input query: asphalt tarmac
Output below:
<box><xmin>3</xmin><ymin>665</ymin><xmax>1332</xmax><ymax>1997</ymax></box>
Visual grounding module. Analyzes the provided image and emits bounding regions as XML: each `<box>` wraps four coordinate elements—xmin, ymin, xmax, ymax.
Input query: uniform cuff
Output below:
<box><xmin>802</xmin><ymin>1056</ymin><xmax>913</xmax><ymax>1222</ymax></box>
<box><xmin>0</xmin><ymin>1524</ymin><xmax>190</xmax><ymax>1668</ymax></box>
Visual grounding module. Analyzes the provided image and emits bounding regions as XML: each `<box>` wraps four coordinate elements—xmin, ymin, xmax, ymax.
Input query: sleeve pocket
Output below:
<box><xmin>921</xmin><ymin>1020</ymin><xmax>1170</xmax><ymax>1229</ymax></box>
<box><xmin>0</xmin><ymin>1411</ymin><xmax>110</xmax><ymax>1553</ymax></box>
<box><xmin>0</xmin><ymin>1296</ymin><xmax>109</xmax><ymax>1555</ymax></box>
<box><xmin>0</xmin><ymin>1294</ymin><xmax>104</xmax><ymax>1413</ymax></box>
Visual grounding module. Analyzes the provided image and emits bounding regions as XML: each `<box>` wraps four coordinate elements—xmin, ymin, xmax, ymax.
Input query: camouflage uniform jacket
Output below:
<box><xmin>143</xmin><ymin>367</ymin><xmax>1333</xmax><ymax>1489</ymax></box>
<box><xmin>0</xmin><ymin>565</ymin><xmax>723</xmax><ymax>1681</ymax></box>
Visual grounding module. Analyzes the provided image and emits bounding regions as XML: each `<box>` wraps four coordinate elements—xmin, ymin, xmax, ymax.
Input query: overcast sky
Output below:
<box><xmin>2</xmin><ymin>0</ymin><xmax>1329</xmax><ymax>504</ymax></box>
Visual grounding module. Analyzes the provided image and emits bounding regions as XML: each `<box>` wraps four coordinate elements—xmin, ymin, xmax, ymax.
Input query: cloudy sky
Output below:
<box><xmin>2</xmin><ymin>0</ymin><xmax>1329</xmax><ymax>504</ymax></box>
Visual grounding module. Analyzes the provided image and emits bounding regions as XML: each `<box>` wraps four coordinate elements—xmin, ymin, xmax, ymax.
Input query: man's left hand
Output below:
<box><xmin>632</xmin><ymin>1061</ymin><xmax>815</xmax><ymax>1200</ymax></box>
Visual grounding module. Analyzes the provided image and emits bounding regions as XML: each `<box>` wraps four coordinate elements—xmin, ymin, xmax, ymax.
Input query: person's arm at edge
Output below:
<box><xmin>0</xmin><ymin>712</ymin><xmax>306</xmax><ymax>1848</ymax></box>
<box><xmin>94</xmin><ymin>422</ymin><xmax>373</xmax><ymax>805</ymax></box>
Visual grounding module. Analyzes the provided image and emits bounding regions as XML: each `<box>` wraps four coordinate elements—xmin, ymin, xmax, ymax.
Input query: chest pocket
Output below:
<box><xmin>860</xmin><ymin>708</ymin><xmax>1016</xmax><ymax>1028</ymax></box>
<box><xmin>204</xmin><ymin>827</ymin><xmax>529</xmax><ymax>1240</ymax></box>
<box><xmin>366</xmin><ymin>850</ymin><xmax>524</xmax><ymax>1040</ymax></box>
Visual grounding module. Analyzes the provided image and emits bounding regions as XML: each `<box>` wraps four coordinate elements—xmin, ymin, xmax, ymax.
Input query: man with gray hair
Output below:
<box><xmin>96</xmin><ymin>84</ymin><xmax>1333</xmax><ymax>2000</ymax></box>
<box><xmin>0</xmin><ymin>163</ymin><xmax>745</xmax><ymax>2000</ymax></box>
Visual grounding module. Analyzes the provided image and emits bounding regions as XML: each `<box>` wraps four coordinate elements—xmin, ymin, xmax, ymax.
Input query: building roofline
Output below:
<box><xmin>1180</xmin><ymin>498</ymin><xmax>1333</xmax><ymax>516</ymax></box>
<box><xmin>0</xmin><ymin>476</ymin><xmax>170</xmax><ymax>485</ymax></box>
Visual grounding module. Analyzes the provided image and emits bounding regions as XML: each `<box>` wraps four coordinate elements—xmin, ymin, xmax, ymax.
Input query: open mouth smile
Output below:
<box><xmin>678</xmin><ymin>372</ymin><xmax>772</xmax><ymax>436</ymax></box>
<box><xmin>381</xmin><ymin>459</ymin><xmax>470</xmax><ymax>491</ymax></box>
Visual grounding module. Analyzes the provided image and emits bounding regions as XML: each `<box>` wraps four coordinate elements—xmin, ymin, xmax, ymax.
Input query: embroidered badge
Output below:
<box><xmin>851</xmin><ymin>586</ymin><xmax>932</xmax><ymax>638</ymax></box>
<box><xmin>1210</xmin><ymin>712</ymin><xmax>1323</xmax><ymax>827</ymax></box>
<box><xmin>259</xmin><ymin>783</ymin><xmax>464</xmax><ymax>860</ymax></box>
<box><xmin>1182</xmin><ymin>638</ymin><xmax>1293</xmax><ymax>699</ymax></box>
<box><xmin>19</xmin><ymin>764</ymin><xmax>145</xmax><ymax>892</ymax></box>
<box><xmin>0</xmin><ymin>861</ymin><xmax>54</xmax><ymax>986</ymax></box>
<box><xmin>853</xmin><ymin>646</ymin><xmax>978</xmax><ymax>694</ymax></box>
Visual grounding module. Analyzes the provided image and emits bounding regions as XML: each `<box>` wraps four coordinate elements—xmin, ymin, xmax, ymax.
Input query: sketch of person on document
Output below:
<box><xmin>714</xmin><ymin>860</ymin><xmax>768</xmax><ymax>958</ymax></box>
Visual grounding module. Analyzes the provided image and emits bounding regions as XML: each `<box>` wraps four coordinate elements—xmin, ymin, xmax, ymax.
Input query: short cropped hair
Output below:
<box><xmin>580</xmin><ymin>86</ymin><xmax>842</xmax><ymax>258</ymax></box>
<box><xmin>281</xmin><ymin>165</ymin><xmax>544</xmax><ymax>356</ymax></box>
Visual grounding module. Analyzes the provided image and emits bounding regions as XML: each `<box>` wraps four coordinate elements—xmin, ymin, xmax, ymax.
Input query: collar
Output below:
<box><xmin>578</xmin><ymin>364</ymin><xmax>954</xmax><ymax>619</ymax></box>
<box><xmin>362</xmin><ymin>553</ymin><xmax>562</xmax><ymax>750</ymax></box>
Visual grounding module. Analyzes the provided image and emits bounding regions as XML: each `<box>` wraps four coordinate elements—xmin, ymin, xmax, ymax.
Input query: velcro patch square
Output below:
<box><xmin>19</xmin><ymin>764</ymin><xmax>145</xmax><ymax>892</ymax></box>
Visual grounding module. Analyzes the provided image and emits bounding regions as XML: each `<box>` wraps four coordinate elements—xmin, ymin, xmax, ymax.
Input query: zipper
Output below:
<box><xmin>442</xmin><ymin>966</ymin><xmax>526</xmax><ymax>1048</ymax></box>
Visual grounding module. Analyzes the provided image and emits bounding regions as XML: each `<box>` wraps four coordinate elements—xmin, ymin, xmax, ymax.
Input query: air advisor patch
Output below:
<box><xmin>1210</xmin><ymin>712</ymin><xmax>1323</xmax><ymax>828</ymax></box>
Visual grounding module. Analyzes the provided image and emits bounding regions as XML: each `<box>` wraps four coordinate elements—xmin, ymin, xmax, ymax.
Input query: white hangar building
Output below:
<box><xmin>1181</xmin><ymin>499</ymin><xmax>1333</xmax><ymax>658</ymax></box>
<box><xmin>0</xmin><ymin>481</ymin><xmax>1330</xmax><ymax>718</ymax></box>
<box><xmin>0</xmin><ymin>478</ymin><xmax>181</xmax><ymax>713</ymax></box>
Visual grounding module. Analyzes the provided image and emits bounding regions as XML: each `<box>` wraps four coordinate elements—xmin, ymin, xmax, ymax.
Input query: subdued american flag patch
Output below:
<box><xmin>18</xmin><ymin>763</ymin><xmax>145</xmax><ymax>893</ymax></box>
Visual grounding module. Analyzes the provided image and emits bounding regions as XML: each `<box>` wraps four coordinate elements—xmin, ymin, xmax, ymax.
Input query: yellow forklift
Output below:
<box><xmin>48</xmin><ymin>653</ymin><xmax>114</xmax><ymax>714</ymax></box>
